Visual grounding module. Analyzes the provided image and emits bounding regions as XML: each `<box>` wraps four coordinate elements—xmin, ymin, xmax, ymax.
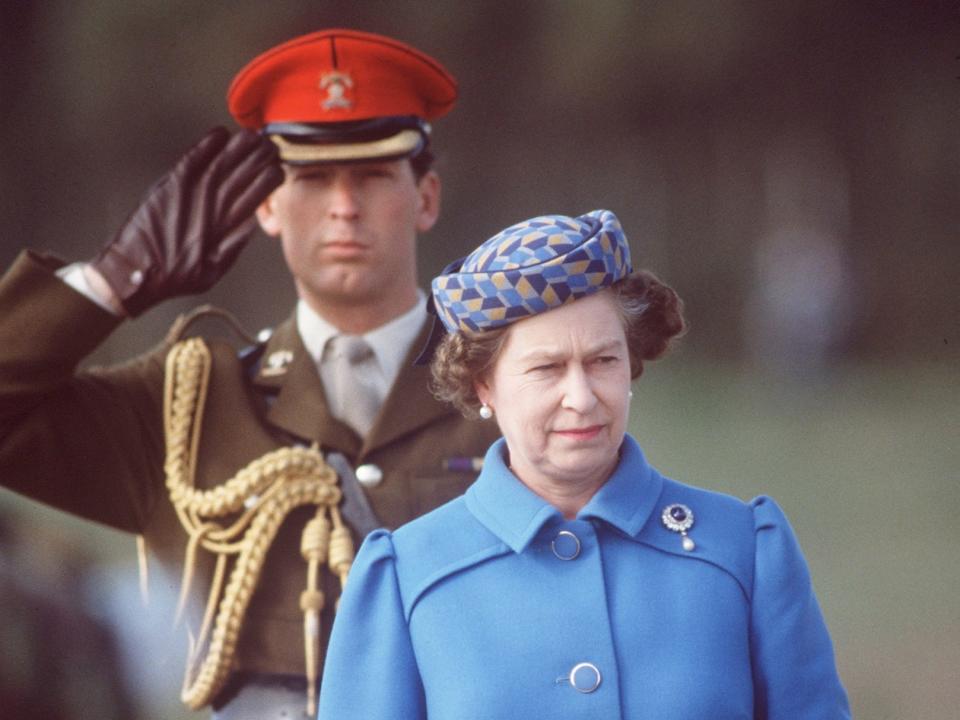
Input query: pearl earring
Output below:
<box><xmin>479</xmin><ymin>403</ymin><xmax>493</xmax><ymax>420</ymax></box>
<box><xmin>628</xmin><ymin>390</ymin><xmax>634</xmax><ymax>399</ymax></box>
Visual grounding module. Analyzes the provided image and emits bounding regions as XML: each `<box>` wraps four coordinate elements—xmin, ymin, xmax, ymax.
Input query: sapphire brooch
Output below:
<box><xmin>661</xmin><ymin>503</ymin><xmax>696</xmax><ymax>551</ymax></box>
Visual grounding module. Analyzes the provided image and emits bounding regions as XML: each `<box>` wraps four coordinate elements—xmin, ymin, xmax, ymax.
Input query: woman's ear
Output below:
<box><xmin>256</xmin><ymin>190</ymin><xmax>282</xmax><ymax>237</ymax></box>
<box><xmin>474</xmin><ymin>377</ymin><xmax>491</xmax><ymax>407</ymax></box>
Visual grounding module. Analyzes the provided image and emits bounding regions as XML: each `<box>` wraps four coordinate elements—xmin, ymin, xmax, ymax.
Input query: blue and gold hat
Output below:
<box><xmin>431</xmin><ymin>209</ymin><xmax>632</xmax><ymax>334</ymax></box>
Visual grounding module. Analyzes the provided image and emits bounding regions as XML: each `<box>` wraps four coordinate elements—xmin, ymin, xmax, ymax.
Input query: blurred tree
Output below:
<box><xmin>1</xmin><ymin>1</ymin><xmax>956</xmax><ymax>364</ymax></box>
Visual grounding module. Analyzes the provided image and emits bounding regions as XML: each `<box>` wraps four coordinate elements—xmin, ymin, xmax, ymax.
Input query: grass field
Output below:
<box><xmin>3</xmin><ymin>361</ymin><xmax>957</xmax><ymax>718</ymax></box>
<box><xmin>632</xmin><ymin>361</ymin><xmax>960</xmax><ymax>719</ymax></box>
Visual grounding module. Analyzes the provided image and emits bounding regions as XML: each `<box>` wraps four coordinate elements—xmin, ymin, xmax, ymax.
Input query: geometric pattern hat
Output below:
<box><xmin>430</xmin><ymin>209</ymin><xmax>632</xmax><ymax>334</ymax></box>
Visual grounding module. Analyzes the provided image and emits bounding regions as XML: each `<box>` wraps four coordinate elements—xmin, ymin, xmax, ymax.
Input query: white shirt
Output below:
<box><xmin>57</xmin><ymin>263</ymin><xmax>118</xmax><ymax>314</ymax></box>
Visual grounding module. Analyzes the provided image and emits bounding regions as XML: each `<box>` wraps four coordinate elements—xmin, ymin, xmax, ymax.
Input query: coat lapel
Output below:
<box><xmin>360</xmin><ymin>319</ymin><xmax>457</xmax><ymax>458</ymax></box>
<box><xmin>252</xmin><ymin>313</ymin><xmax>456</xmax><ymax>459</ymax></box>
<box><xmin>252</xmin><ymin>313</ymin><xmax>361</xmax><ymax>455</ymax></box>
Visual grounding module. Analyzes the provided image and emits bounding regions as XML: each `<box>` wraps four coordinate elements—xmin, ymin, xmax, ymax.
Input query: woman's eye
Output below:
<box><xmin>530</xmin><ymin>363</ymin><xmax>558</xmax><ymax>373</ymax></box>
<box><xmin>595</xmin><ymin>356</ymin><xmax>620</xmax><ymax>365</ymax></box>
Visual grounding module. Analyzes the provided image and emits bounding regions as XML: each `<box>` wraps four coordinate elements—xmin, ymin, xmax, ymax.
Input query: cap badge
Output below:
<box><xmin>319</xmin><ymin>71</ymin><xmax>354</xmax><ymax>110</ymax></box>
<box><xmin>661</xmin><ymin>503</ymin><xmax>696</xmax><ymax>551</ymax></box>
<box><xmin>261</xmin><ymin>350</ymin><xmax>294</xmax><ymax>377</ymax></box>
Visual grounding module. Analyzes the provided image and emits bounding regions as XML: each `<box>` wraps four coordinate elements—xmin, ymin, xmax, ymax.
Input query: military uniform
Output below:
<box><xmin>0</xmin><ymin>249</ymin><xmax>499</xmax><ymax>701</ymax></box>
<box><xmin>0</xmin><ymin>28</ymin><xmax>500</xmax><ymax>716</ymax></box>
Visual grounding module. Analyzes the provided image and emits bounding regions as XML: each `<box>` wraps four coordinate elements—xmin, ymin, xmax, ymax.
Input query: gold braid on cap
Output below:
<box><xmin>269</xmin><ymin>128</ymin><xmax>423</xmax><ymax>163</ymax></box>
<box><xmin>162</xmin><ymin>337</ymin><xmax>354</xmax><ymax>715</ymax></box>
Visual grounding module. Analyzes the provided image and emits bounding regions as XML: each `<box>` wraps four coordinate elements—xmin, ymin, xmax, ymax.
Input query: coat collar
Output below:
<box><xmin>464</xmin><ymin>435</ymin><xmax>663</xmax><ymax>553</ymax></box>
<box><xmin>252</xmin><ymin>311</ymin><xmax>456</xmax><ymax>460</ymax></box>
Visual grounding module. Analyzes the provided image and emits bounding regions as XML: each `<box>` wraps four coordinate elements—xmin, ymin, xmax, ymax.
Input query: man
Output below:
<box><xmin>0</xmin><ymin>29</ymin><xmax>499</xmax><ymax>719</ymax></box>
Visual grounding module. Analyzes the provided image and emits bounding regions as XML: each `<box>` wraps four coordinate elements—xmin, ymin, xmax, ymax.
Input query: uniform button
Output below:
<box><xmin>355</xmin><ymin>463</ymin><xmax>383</xmax><ymax>487</ymax></box>
<box><xmin>569</xmin><ymin>662</ymin><xmax>602</xmax><ymax>693</ymax></box>
<box><xmin>551</xmin><ymin>530</ymin><xmax>581</xmax><ymax>560</ymax></box>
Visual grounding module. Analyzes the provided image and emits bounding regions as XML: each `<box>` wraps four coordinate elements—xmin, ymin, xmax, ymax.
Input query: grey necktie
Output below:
<box><xmin>329</xmin><ymin>335</ymin><xmax>381</xmax><ymax>436</ymax></box>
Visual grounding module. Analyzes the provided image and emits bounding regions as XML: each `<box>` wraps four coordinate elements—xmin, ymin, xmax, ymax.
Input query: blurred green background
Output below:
<box><xmin>1</xmin><ymin>1</ymin><xmax>957</xmax><ymax>718</ymax></box>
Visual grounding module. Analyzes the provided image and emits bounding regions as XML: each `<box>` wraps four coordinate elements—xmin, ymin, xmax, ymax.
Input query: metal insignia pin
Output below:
<box><xmin>319</xmin><ymin>71</ymin><xmax>354</xmax><ymax>110</ymax></box>
<box><xmin>661</xmin><ymin>503</ymin><xmax>696</xmax><ymax>551</ymax></box>
<box><xmin>261</xmin><ymin>350</ymin><xmax>294</xmax><ymax>377</ymax></box>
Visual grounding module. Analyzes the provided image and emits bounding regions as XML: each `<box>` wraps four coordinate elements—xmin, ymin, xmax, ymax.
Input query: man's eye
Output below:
<box><xmin>294</xmin><ymin>171</ymin><xmax>330</xmax><ymax>183</ymax></box>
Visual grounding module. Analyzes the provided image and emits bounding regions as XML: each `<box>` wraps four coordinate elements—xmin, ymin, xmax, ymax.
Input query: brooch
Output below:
<box><xmin>661</xmin><ymin>503</ymin><xmax>696</xmax><ymax>551</ymax></box>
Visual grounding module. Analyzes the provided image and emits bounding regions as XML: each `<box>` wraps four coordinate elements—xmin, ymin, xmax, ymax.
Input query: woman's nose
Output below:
<box><xmin>560</xmin><ymin>366</ymin><xmax>598</xmax><ymax>413</ymax></box>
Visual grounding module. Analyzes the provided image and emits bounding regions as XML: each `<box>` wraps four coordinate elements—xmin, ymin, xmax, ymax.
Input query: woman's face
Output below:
<box><xmin>476</xmin><ymin>290</ymin><xmax>632</xmax><ymax>496</ymax></box>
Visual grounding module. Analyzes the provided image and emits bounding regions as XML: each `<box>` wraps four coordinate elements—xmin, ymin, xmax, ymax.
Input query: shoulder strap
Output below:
<box><xmin>165</xmin><ymin>304</ymin><xmax>257</xmax><ymax>346</ymax></box>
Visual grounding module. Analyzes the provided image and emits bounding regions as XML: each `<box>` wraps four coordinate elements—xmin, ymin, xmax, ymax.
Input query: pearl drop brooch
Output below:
<box><xmin>661</xmin><ymin>503</ymin><xmax>696</xmax><ymax>551</ymax></box>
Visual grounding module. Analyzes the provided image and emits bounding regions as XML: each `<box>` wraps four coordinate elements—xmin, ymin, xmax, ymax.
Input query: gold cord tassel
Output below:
<box><xmin>327</xmin><ymin>507</ymin><xmax>355</xmax><ymax>601</ymax></box>
<box><xmin>162</xmin><ymin>338</ymin><xmax>347</xmax><ymax>710</ymax></box>
<box><xmin>300</xmin><ymin>509</ymin><xmax>329</xmax><ymax>716</ymax></box>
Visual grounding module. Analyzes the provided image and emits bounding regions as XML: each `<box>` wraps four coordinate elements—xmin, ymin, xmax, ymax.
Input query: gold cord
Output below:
<box><xmin>163</xmin><ymin>338</ymin><xmax>354</xmax><ymax>712</ymax></box>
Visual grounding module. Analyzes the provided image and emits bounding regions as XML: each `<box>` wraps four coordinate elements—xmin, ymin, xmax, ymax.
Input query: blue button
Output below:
<box><xmin>551</xmin><ymin>530</ymin><xmax>581</xmax><ymax>560</ymax></box>
<box><xmin>569</xmin><ymin>662</ymin><xmax>601</xmax><ymax>693</ymax></box>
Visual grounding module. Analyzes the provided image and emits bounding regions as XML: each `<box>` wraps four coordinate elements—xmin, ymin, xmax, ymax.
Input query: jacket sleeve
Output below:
<box><xmin>318</xmin><ymin>529</ymin><xmax>426</xmax><ymax>720</ymax></box>
<box><xmin>749</xmin><ymin>495</ymin><xmax>851</xmax><ymax>719</ymax></box>
<box><xmin>0</xmin><ymin>251</ymin><xmax>167</xmax><ymax>532</ymax></box>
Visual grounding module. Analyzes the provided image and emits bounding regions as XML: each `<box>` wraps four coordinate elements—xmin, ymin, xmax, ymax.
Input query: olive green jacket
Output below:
<box><xmin>0</xmin><ymin>250</ymin><xmax>499</xmax><ymax>685</ymax></box>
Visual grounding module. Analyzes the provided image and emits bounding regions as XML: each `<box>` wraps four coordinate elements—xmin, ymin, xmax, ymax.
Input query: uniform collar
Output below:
<box><xmin>252</xmin><ymin>309</ymin><xmax>456</xmax><ymax>459</ymax></box>
<box><xmin>253</xmin><ymin>312</ymin><xmax>360</xmax><ymax>453</ymax></box>
<box><xmin>296</xmin><ymin>299</ymin><xmax>337</xmax><ymax>365</ymax></box>
<box><xmin>465</xmin><ymin>435</ymin><xmax>662</xmax><ymax>553</ymax></box>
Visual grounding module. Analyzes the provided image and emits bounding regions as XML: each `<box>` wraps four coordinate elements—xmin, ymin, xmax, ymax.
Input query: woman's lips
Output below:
<box><xmin>553</xmin><ymin>425</ymin><xmax>603</xmax><ymax>441</ymax></box>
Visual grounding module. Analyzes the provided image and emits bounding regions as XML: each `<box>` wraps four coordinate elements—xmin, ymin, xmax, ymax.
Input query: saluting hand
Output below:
<box><xmin>89</xmin><ymin>127</ymin><xmax>284</xmax><ymax>317</ymax></box>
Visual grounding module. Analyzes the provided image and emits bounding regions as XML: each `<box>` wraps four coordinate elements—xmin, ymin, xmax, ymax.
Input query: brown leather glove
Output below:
<box><xmin>90</xmin><ymin>127</ymin><xmax>284</xmax><ymax>316</ymax></box>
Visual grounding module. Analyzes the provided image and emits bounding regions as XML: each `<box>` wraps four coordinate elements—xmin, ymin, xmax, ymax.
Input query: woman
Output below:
<box><xmin>317</xmin><ymin>210</ymin><xmax>850</xmax><ymax>719</ymax></box>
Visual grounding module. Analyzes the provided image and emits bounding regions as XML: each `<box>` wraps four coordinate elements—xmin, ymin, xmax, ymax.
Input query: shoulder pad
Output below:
<box><xmin>638</xmin><ymin>477</ymin><xmax>756</xmax><ymax>600</ymax></box>
<box><xmin>392</xmin><ymin>497</ymin><xmax>509</xmax><ymax>619</ymax></box>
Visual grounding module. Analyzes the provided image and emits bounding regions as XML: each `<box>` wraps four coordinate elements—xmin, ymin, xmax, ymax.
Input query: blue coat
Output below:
<box><xmin>318</xmin><ymin>436</ymin><xmax>851</xmax><ymax>719</ymax></box>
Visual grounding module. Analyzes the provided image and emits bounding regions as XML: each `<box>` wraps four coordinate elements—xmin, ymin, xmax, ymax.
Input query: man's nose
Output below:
<box><xmin>327</xmin><ymin>177</ymin><xmax>360</xmax><ymax>218</ymax></box>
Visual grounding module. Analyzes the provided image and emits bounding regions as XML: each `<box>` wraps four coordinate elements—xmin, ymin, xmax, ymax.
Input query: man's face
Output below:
<box><xmin>257</xmin><ymin>158</ymin><xmax>440</xmax><ymax>314</ymax></box>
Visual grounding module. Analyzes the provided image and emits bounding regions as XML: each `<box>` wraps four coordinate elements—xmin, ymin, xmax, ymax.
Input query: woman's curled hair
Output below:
<box><xmin>430</xmin><ymin>269</ymin><xmax>686</xmax><ymax>418</ymax></box>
